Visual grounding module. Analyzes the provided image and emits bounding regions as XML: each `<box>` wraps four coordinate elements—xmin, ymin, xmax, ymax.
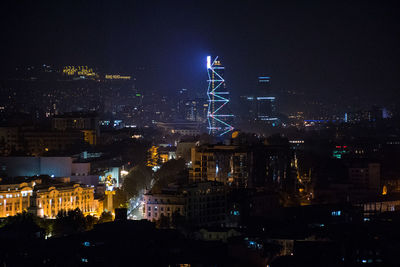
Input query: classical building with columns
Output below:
<box><xmin>34</xmin><ymin>183</ymin><xmax>97</xmax><ymax>218</ymax></box>
<box><xmin>0</xmin><ymin>181</ymin><xmax>34</xmax><ymax>217</ymax></box>
<box><xmin>0</xmin><ymin>177</ymin><xmax>100</xmax><ymax>218</ymax></box>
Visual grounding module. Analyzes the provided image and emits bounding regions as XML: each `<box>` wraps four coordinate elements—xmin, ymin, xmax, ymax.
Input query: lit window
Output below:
<box><xmin>331</xmin><ymin>210</ymin><xmax>341</xmax><ymax>216</ymax></box>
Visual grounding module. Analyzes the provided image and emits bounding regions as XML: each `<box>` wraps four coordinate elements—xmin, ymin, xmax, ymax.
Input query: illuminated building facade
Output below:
<box><xmin>81</xmin><ymin>130</ymin><xmax>97</xmax><ymax>145</ymax></box>
<box><xmin>0</xmin><ymin>181</ymin><xmax>34</xmax><ymax>217</ymax></box>
<box><xmin>34</xmin><ymin>183</ymin><xmax>97</xmax><ymax>218</ymax></box>
<box><xmin>147</xmin><ymin>146</ymin><xmax>159</xmax><ymax>168</ymax></box>
<box><xmin>143</xmin><ymin>192</ymin><xmax>185</xmax><ymax>221</ymax></box>
<box><xmin>206</xmin><ymin>56</ymin><xmax>234</xmax><ymax>136</ymax></box>
<box><xmin>147</xmin><ymin>145</ymin><xmax>176</xmax><ymax>170</ymax></box>
<box><xmin>0</xmin><ymin>179</ymin><xmax>99</xmax><ymax>218</ymax></box>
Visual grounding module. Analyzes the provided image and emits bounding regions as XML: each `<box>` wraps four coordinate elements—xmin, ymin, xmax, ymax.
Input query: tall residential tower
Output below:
<box><xmin>206</xmin><ymin>56</ymin><xmax>234</xmax><ymax>136</ymax></box>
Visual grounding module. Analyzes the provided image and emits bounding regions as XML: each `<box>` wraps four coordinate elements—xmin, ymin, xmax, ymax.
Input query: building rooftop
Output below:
<box><xmin>53</xmin><ymin>112</ymin><xmax>98</xmax><ymax>119</ymax></box>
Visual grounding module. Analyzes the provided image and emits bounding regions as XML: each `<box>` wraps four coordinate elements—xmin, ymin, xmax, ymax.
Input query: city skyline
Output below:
<box><xmin>1</xmin><ymin>1</ymin><xmax>400</xmax><ymax>265</ymax></box>
<box><xmin>1</xmin><ymin>1</ymin><xmax>399</xmax><ymax>106</ymax></box>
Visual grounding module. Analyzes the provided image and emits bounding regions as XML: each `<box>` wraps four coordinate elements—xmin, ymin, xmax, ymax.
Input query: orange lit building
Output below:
<box><xmin>34</xmin><ymin>183</ymin><xmax>98</xmax><ymax>218</ymax></box>
<box><xmin>147</xmin><ymin>145</ymin><xmax>176</xmax><ymax>168</ymax></box>
<box><xmin>0</xmin><ymin>178</ymin><xmax>101</xmax><ymax>218</ymax></box>
<box><xmin>147</xmin><ymin>146</ymin><xmax>159</xmax><ymax>167</ymax></box>
<box><xmin>0</xmin><ymin>181</ymin><xmax>35</xmax><ymax>217</ymax></box>
<box><xmin>81</xmin><ymin>130</ymin><xmax>97</xmax><ymax>145</ymax></box>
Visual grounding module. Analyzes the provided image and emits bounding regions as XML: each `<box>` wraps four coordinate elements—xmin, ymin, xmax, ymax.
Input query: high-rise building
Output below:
<box><xmin>189</xmin><ymin>145</ymin><xmax>249</xmax><ymax>187</ymax></box>
<box><xmin>257</xmin><ymin>76</ymin><xmax>271</xmax><ymax>94</ymax></box>
<box><xmin>240</xmin><ymin>76</ymin><xmax>279</xmax><ymax>127</ymax></box>
<box><xmin>206</xmin><ymin>56</ymin><xmax>234</xmax><ymax>136</ymax></box>
<box><xmin>176</xmin><ymin>89</ymin><xmax>207</xmax><ymax>123</ymax></box>
<box><xmin>255</xmin><ymin>76</ymin><xmax>277</xmax><ymax>123</ymax></box>
<box><xmin>189</xmin><ymin>143</ymin><xmax>293</xmax><ymax>189</ymax></box>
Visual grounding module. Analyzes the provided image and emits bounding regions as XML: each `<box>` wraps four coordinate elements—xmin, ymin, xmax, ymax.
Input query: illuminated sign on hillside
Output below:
<box><xmin>63</xmin><ymin>66</ymin><xmax>96</xmax><ymax>77</ymax></box>
<box><xmin>105</xmin><ymin>75</ymin><xmax>131</xmax><ymax>80</ymax></box>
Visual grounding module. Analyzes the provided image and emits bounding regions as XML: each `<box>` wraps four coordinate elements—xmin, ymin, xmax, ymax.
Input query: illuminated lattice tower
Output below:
<box><xmin>206</xmin><ymin>56</ymin><xmax>234</xmax><ymax>136</ymax></box>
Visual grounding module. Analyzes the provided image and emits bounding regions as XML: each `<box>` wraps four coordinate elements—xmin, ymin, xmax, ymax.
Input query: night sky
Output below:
<box><xmin>2</xmin><ymin>0</ymin><xmax>399</xmax><ymax>104</ymax></box>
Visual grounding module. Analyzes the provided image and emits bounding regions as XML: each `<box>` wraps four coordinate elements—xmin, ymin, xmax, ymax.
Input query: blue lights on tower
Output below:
<box><xmin>206</xmin><ymin>56</ymin><xmax>234</xmax><ymax>136</ymax></box>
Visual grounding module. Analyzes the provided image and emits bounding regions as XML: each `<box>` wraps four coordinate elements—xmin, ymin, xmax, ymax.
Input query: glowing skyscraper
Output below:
<box><xmin>206</xmin><ymin>56</ymin><xmax>234</xmax><ymax>136</ymax></box>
